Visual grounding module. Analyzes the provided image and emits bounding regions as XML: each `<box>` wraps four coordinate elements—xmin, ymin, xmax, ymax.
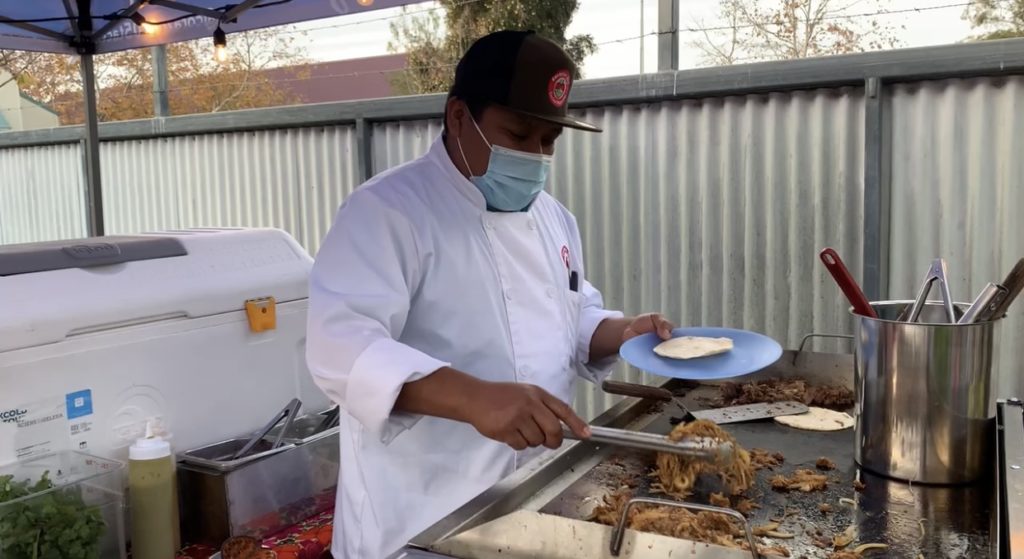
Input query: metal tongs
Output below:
<box><xmin>562</xmin><ymin>425</ymin><xmax>737</xmax><ymax>464</ymax></box>
<box><xmin>231</xmin><ymin>398</ymin><xmax>302</xmax><ymax>460</ymax></box>
<box><xmin>901</xmin><ymin>258</ymin><xmax>957</xmax><ymax>323</ymax></box>
<box><xmin>315</xmin><ymin>404</ymin><xmax>341</xmax><ymax>432</ymax></box>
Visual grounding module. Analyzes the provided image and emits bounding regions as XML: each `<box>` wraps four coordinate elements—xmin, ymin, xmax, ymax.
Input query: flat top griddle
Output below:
<box><xmin>402</xmin><ymin>363</ymin><xmax>996</xmax><ymax>559</ymax></box>
<box><xmin>541</xmin><ymin>386</ymin><xmax>994</xmax><ymax>558</ymax></box>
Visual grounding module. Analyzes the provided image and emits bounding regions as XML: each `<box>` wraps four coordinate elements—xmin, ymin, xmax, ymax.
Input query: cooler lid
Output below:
<box><xmin>0</xmin><ymin>228</ymin><xmax>312</xmax><ymax>352</ymax></box>
<box><xmin>0</xmin><ymin>236</ymin><xmax>187</xmax><ymax>276</ymax></box>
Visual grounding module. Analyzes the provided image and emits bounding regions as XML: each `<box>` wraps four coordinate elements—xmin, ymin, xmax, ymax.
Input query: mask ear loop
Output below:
<box><xmin>457</xmin><ymin>112</ymin><xmax>492</xmax><ymax>177</ymax></box>
<box><xmin>468</xmin><ymin>115</ymin><xmax>492</xmax><ymax>150</ymax></box>
<box><xmin>456</xmin><ymin>136</ymin><xmax>476</xmax><ymax>178</ymax></box>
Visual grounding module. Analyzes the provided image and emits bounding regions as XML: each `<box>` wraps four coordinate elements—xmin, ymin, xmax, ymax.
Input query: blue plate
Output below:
<box><xmin>619</xmin><ymin>327</ymin><xmax>783</xmax><ymax>380</ymax></box>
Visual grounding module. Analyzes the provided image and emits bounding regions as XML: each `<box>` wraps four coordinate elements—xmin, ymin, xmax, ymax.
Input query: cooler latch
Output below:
<box><xmin>245</xmin><ymin>297</ymin><xmax>277</xmax><ymax>332</ymax></box>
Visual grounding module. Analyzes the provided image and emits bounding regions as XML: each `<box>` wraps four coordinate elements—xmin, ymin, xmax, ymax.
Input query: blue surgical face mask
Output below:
<box><xmin>457</xmin><ymin>117</ymin><xmax>552</xmax><ymax>212</ymax></box>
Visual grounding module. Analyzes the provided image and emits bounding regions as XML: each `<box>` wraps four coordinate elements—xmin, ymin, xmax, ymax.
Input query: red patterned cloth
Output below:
<box><xmin>262</xmin><ymin>510</ymin><xmax>333</xmax><ymax>559</ymax></box>
<box><xmin>176</xmin><ymin>512</ymin><xmax>333</xmax><ymax>559</ymax></box>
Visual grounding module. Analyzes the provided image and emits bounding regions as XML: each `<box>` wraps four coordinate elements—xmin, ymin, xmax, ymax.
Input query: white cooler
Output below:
<box><xmin>0</xmin><ymin>228</ymin><xmax>329</xmax><ymax>465</ymax></box>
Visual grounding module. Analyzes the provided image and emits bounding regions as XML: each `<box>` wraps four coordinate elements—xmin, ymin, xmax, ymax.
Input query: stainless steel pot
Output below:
<box><xmin>854</xmin><ymin>300</ymin><xmax>999</xmax><ymax>484</ymax></box>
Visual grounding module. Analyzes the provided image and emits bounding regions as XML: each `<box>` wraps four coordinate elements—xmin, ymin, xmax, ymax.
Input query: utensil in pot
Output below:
<box><xmin>958</xmin><ymin>282</ymin><xmax>1009</xmax><ymax>324</ymax></box>
<box><xmin>985</xmin><ymin>257</ymin><xmax>1024</xmax><ymax>320</ymax></box>
<box><xmin>231</xmin><ymin>398</ymin><xmax>302</xmax><ymax>460</ymax></box>
<box><xmin>601</xmin><ymin>379</ymin><xmax>807</xmax><ymax>424</ymax></box>
<box><xmin>819</xmin><ymin>247</ymin><xmax>878</xmax><ymax>318</ymax></box>
<box><xmin>903</xmin><ymin>258</ymin><xmax>957</xmax><ymax>323</ymax></box>
<box><xmin>563</xmin><ymin>424</ymin><xmax>737</xmax><ymax>464</ymax></box>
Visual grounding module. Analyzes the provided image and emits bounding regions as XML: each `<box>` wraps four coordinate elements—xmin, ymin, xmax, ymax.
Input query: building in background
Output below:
<box><xmin>261</xmin><ymin>53</ymin><xmax>409</xmax><ymax>104</ymax></box>
<box><xmin>0</xmin><ymin>71</ymin><xmax>60</xmax><ymax>131</ymax></box>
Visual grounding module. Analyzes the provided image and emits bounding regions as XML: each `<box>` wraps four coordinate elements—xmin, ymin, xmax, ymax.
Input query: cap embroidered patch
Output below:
<box><xmin>548</xmin><ymin>70</ymin><xmax>571</xmax><ymax>108</ymax></box>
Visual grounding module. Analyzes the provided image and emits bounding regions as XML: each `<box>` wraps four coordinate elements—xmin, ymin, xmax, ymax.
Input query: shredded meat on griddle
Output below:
<box><xmin>812</xmin><ymin>384</ymin><xmax>856</xmax><ymax>408</ymax></box>
<box><xmin>718</xmin><ymin>378</ymin><xmax>854</xmax><ymax>409</ymax></box>
<box><xmin>770</xmin><ymin>469</ymin><xmax>830</xmax><ymax>492</ymax></box>
<box><xmin>816</xmin><ymin>457</ymin><xmax>837</xmax><ymax>470</ymax></box>
<box><xmin>591</xmin><ymin>490</ymin><xmax>739</xmax><ymax>544</ymax></box>
<box><xmin>709</xmin><ymin>492</ymin><xmax>730</xmax><ymax>508</ymax></box>
<box><xmin>751</xmin><ymin>449</ymin><xmax>785</xmax><ymax>470</ymax></box>
<box><xmin>735</xmin><ymin>498</ymin><xmax>759</xmax><ymax>515</ymax></box>
<box><xmin>590</xmin><ymin>490</ymin><xmax>790</xmax><ymax>557</ymax></box>
<box><xmin>650</xmin><ymin>420</ymin><xmax>753</xmax><ymax>499</ymax></box>
<box><xmin>854</xmin><ymin>479</ymin><xmax>866</xmax><ymax>492</ymax></box>
<box><xmin>819</xmin><ymin>503</ymin><xmax>833</xmax><ymax>514</ymax></box>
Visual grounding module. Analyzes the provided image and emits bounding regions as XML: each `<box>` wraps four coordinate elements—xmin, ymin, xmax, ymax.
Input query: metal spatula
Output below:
<box><xmin>601</xmin><ymin>380</ymin><xmax>807</xmax><ymax>424</ymax></box>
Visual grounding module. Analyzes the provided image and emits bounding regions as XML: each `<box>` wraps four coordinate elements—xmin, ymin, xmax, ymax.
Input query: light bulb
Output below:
<box><xmin>130</xmin><ymin>12</ymin><xmax>155</xmax><ymax>34</ymax></box>
<box><xmin>213</xmin><ymin>26</ymin><xmax>228</xmax><ymax>62</ymax></box>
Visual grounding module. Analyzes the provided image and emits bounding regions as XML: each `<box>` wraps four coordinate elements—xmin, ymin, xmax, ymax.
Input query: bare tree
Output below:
<box><xmin>692</xmin><ymin>0</ymin><xmax>903</xmax><ymax>66</ymax></box>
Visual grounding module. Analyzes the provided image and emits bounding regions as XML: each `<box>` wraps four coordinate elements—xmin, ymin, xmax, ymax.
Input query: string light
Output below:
<box><xmin>213</xmin><ymin>26</ymin><xmax>228</xmax><ymax>62</ymax></box>
<box><xmin>129</xmin><ymin>12</ymin><xmax>157</xmax><ymax>35</ymax></box>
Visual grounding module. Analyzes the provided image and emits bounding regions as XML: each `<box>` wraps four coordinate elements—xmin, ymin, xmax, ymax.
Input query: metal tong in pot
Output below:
<box><xmin>231</xmin><ymin>397</ymin><xmax>302</xmax><ymax>460</ymax></box>
<box><xmin>901</xmin><ymin>258</ymin><xmax>957</xmax><ymax>323</ymax></box>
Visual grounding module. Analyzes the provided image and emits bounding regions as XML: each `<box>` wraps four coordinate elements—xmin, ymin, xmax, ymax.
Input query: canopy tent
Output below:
<box><xmin>0</xmin><ymin>0</ymin><xmax>427</xmax><ymax>235</ymax></box>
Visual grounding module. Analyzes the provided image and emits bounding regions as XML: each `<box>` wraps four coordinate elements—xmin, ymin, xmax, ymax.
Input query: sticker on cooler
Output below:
<box><xmin>0</xmin><ymin>395</ymin><xmax>70</xmax><ymax>464</ymax></box>
<box><xmin>66</xmin><ymin>389</ymin><xmax>93</xmax><ymax>419</ymax></box>
<box><xmin>66</xmin><ymin>389</ymin><xmax>95</xmax><ymax>452</ymax></box>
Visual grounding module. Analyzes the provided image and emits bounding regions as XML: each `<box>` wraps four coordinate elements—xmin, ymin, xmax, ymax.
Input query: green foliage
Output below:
<box><xmin>388</xmin><ymin>0</ymin><xmax>595</xmax><ymax>95</ymax></box>
<box><xmin>963</xmin><ymin>0</ymin><xmax>1024</xmax><ymax>40</ymax></box>
<box><xmin>0</xmin><ymin>472</ymin><xmax>105</xmax><ymax>559</ymax></box>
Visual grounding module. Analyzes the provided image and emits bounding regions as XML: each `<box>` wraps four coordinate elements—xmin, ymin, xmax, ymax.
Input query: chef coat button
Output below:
<box><xmin>504</xmin><ymin>288</ymin><xmax>512</xmax><ymax>300</ymax></box>
<box><xmin>519</xmin><ymin>365</ymin><xmax>530</xmax><ymax>376</ymax></box>
<box><xmin>545</xmin><ymin>287</ymin><xmax>555</xmax><ymax>299</ymax></box>
<box><xmin>484</xmin><ymin>219</ymin><xmax>494</xmax><ymax>230</ymax></box>
<box><xmin>527</xmin><ymin>219</ymin><xmax>537</xmax><ymax>230</ymax></box>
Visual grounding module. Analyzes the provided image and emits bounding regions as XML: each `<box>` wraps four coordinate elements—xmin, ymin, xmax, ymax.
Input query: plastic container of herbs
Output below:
<box><xmin>0</xmin><ymin>451</ymin><xmax>126</xmax><ymax>559</ymax></box>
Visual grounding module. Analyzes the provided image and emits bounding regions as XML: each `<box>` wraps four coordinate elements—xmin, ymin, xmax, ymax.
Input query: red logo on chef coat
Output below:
<box><xmin>548</xmin><ymin>70</ymin><xmax>571</xmax><ymax>108</ymax></box>
<box><xmin>561</xmin><ymin>246</ymin><xmax>570</xmax><ymax>269</ymax></box>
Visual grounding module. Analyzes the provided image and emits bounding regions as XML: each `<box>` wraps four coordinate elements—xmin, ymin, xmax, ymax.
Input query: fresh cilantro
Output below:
<box><xmin>0</xmin><ymin>471</ymin><xmax>105</xmax><ymax>559</ymax></box>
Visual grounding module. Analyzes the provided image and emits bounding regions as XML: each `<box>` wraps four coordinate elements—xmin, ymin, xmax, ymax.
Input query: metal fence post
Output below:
<box><xmin>355</xmin><ymin>118</ymin><xmax>373</xmax><ymax>183</ymax></box>
<box><xmin>862</xmin><ymin>77</ymin><xmax>891</xmax><ymax>301</ymax></box>
<box><xmin>657</xmin><ymin>0</ymin><xmax>680</xmax><ymax>72</ymax></box>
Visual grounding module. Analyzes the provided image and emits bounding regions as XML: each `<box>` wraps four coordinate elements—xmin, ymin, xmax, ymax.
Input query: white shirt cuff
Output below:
<box><xmin>346</xmin><ymin>338</ymin><xmax>450</xmax><ymax>444</ymax></box>
<box><xmin>575</xmin><ymin>308</ymin><xmax>625</xmax><ymax>382</ymax></box>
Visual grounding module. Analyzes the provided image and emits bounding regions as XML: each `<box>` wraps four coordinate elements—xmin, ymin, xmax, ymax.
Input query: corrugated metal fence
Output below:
<box><xmin>2</xmin><ymin>41</ymin><xmax>1024</xmax><ymax>419</ymax></box>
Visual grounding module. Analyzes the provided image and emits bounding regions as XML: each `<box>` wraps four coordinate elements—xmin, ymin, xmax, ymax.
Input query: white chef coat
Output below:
<box><xmin>306</xmin><ymin>136</ymin><xmax>623</xmax><ymax>559</ymax></box>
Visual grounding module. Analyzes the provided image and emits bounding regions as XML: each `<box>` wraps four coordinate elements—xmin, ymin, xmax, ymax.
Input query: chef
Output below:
<box><xmin>306</xmin><ymin>30</ymin><xmax>674</xmax><ymax>559</ymax></box>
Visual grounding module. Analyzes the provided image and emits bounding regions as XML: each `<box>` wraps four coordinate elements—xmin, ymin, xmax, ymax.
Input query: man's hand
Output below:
<box><xmin>464</xmin><ymin>382</ymin><xmax>591</xmax><ymax>450</ymax></box>
<box><xmin>589</xmin><ymin>313</ymin><xmax>675</xmax><ymax>362</ymax></box>
<box><xmin>622</xmin><ymin>313</ymin><xmax>674</xmax><ymax>342</ymax></box>
<box><xmin>395</xmin><ymin>368</ymin><xmax>591</xmax><ymax>451</ymax></box>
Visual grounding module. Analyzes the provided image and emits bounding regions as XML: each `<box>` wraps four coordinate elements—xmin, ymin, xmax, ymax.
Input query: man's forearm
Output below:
<box><xmin>394</xmin><ymin>366</ymin><xmax>485</xmax><ymax>423</ymax></box>
<box><xmin>588</xmin><ymin>316</ymin><xmax>633</xmax><ymax>363</ymax></box>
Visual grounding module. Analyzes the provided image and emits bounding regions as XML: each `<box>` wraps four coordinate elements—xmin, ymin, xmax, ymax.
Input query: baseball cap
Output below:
<box><xmin>449</xmin><ymin>30</ymin><xmax>601</xmax><ymax>133</ymax></box>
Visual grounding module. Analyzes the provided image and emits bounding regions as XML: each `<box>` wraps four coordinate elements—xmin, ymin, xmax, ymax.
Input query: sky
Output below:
<box><xmin>289</xmin><ymin>0</ymin><xmax>977</xmax><ymax>79</ymax></box>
